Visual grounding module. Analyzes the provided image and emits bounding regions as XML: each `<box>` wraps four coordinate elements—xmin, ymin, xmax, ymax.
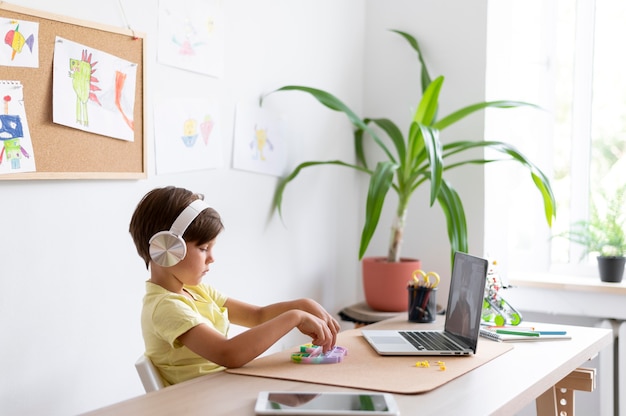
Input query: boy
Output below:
<box><xmin>129</xmin><ymin>186</ymin><xmax>340</xmax><ymax>386</ymax></box>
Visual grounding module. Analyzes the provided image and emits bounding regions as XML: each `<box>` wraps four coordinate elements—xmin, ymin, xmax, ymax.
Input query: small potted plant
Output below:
<box><xmin>557</xmin><ymin>185</ymin><xmax>626</xmax><ymax>283</ymax></box>
<box><xmin>266</xmin><ymin>30</ymin><xmax>556</xmax><ymax>311</ymax></box>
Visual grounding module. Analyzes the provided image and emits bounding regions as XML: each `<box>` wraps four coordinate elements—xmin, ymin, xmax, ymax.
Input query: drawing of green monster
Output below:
<box><xmin>69</xmin><ymin>49</ymin><xmax>101</xmax><ymax>126</ymax></box>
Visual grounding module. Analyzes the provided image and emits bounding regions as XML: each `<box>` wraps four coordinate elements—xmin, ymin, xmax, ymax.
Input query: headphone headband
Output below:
<box><xmin>170</xmin><ymin>199</ymin><xmax>210</xmax><ymax>237</ymax></box>
<box><xmin>148</xmin><ymin>199</ymin><xmax>210</xmax><ymax>267</ymax></box>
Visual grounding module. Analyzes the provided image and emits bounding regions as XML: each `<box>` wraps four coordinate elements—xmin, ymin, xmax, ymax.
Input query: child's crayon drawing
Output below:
<box><xmin>250</xmin><ymin>125</ymin><xmax>274</xmax><ymax>161</ymax></box>
<box><xmin>154</xmin><ymin>97</ymin><xmax>223</xmax><ymax>174</ymax></box>
<box><xmin>52</xmin><ymin>37</ymin><xmax>137</xmax><ymax>142</ymax></box>
<box><xmin>180</xmin><ymin>115</ymin><xmax>214</xmax><ymax>148</ymax></box>
<box><xmin>157</xmin><ymin>0</ymin><xmax>224</xmax><ymax>77</ymax></box>
<box><xmin>0</xmin><ymin>18</ymin><xmax>39</xmax><ymax>68</ymax></box>
<box><xmin>233</xmin><ymin>101</ymin><xmax>287</xmax><ymax>177</ymax></box>
<box><xmin>70</xmin><ymin>49</ymin><xmax>102</xmax><ymax>127</ymax></box>
<box><xmin>0</xmin><ymin>82</ymin><xmax>36</xmax><ymax>175</ymax></box>
<box><xmin>171</xmin><ymin>16</ymin><xmax>207</xmax><ymax>56</ymax></box>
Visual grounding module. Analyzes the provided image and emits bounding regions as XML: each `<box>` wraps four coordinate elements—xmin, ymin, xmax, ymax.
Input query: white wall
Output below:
<box><xmin>0</xmin><ymin>1</ymin><xmax>488</xmax><ymax>415</ymax></box>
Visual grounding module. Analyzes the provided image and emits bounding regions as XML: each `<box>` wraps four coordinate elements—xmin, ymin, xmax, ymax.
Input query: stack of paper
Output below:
<box><xmin>479</xmin><ymin>325</ymin><xmax>571</xmax><ymax>342</ymax></box>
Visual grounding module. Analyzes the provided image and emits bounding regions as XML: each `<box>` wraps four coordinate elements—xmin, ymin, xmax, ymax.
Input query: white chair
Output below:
<box><xmin>135</xmin><ymin>355</ymin><xmax>164</xmax><ymax>392</ymax></box>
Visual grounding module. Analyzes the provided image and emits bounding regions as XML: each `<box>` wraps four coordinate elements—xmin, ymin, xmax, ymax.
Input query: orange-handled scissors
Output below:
<box><xmin>411</xmin><ymin>269</ymin><xmax>440</xmax><ymax>288</ymax></box>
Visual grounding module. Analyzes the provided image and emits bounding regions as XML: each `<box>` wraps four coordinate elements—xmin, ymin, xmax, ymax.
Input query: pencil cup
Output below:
<box><xmin>407</xmin><ymin>285</ymin><xmax>437</xmax><ymax>323</ymax></box>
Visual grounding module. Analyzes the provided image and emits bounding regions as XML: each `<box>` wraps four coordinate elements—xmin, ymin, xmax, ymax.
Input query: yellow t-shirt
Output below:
<box><xmin>141</xmin><ymin>281</ymin><xmax>229</xmax><ymax>385</ymax></box>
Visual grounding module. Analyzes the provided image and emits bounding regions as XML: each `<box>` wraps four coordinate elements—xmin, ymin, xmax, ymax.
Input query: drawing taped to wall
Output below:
<box><xmin>52</xmin><ymin>36</ymin><xmax>137</xmax><ymax>142</ymax></box>
<box><xmin>0</xmin><ymin>81</ymin><xmax>36</xmax><ymax>175</ymax></box>
<box><xmin>157</xmin><ymin>0</ymin><xmax>224</xmax><ymax>77</ymax></box>
<box><xmin>232</xmin><ymin>101</ymin><xmax>287</xmax><ymax>177</ymax></box>
<box><xmin>154</xmin><ymin>97</ymin><xmax>223</xmax><ymax>174</ymax></box>
<box><xmin>0</xmin><ymin>17</ymin><xmax>39</xmax><ymax>68</ymax></box>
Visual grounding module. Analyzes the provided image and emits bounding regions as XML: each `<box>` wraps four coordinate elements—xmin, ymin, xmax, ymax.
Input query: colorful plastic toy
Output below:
<box><xmin>291</xmin><ymin>344</ymin><xmax>348</xmax><ymax>364</ymax></box>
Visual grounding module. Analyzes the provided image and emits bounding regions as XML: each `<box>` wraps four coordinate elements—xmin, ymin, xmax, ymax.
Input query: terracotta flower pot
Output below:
<box><xmin>362</xmin><ymin>257</ymin><xmax>422</xmax><ymax>312</ymax></box>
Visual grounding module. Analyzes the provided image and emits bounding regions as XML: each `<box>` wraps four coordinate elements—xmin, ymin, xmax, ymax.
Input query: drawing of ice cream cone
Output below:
<box><xmin>200</xmin><ymin>115</ymin><xmax>214</xmax><ymax>145</ymax></box>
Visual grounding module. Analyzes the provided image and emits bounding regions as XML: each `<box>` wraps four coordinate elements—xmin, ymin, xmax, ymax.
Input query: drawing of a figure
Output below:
<box><xmin>181</xmin><ymin>118</ymin><xmax>198</xmax><ymax>147</ymax></box>
<box><xmin>172</xmin><ymin>18</ymin><xmax>206</xmax><ymax>56</ymax></box>
<box><xmin>69</xmin><ymin>49</ymin><xmax>101</xmax><ymax>126</ymax></box>
<box><xmin>249</xmin><ymin>125</ymin><xmax>273</xmax><ymax>161</ymax></box>
<box><xmin>0</xmin><ymin>95</ymin><xmax>30</xmax><ymax>169</ymax></box>
<box><xmin>4</xmin><ymin>23</ymin><xmax>34</xmax><ymax>60</ymax></box>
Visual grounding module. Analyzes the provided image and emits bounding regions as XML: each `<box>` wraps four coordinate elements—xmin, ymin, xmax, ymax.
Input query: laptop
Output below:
<box><xmin>362</xmin><ymin>252</ymin><xmax>488</xmax><ymax>356</ymax></box>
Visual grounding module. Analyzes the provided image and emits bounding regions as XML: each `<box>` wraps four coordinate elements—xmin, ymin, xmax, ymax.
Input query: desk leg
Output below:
<box><xmin>536</xmin><ymin>386</ymin><xmax>573</xmax><ymax>416</ymax></box>
<box><xmin>597</xmin><ymin>319</ymin><xmax>616</xmax><ymax>416</ymax></box>
<box><xmin>536</xmin><ymin>368</ymin><xmax>595</xmax><ymax>416</ymax></box>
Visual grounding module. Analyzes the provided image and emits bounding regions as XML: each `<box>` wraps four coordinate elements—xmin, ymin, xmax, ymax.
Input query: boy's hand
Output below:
<box><xmin>295</xmin><ymin>312</ymin><xmax>336</xmax><ymax>352</ymax></box>
<box><xmin>296</xmin><ymin>299</ymin><xmax>341</xmax><ymax>349</ymax></box>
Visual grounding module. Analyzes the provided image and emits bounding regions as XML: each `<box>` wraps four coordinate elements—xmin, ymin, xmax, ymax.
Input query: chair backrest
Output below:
<box><xmin>135</xmin><ymin>354</ymin><xmax>165</xmax><ymax>392</ymax></box>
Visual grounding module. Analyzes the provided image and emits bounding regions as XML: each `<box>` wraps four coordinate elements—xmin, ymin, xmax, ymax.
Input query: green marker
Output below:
<box><xmin>495</xmin><ymin>329</ymin><xmax>540</xmax><ymax>337</ymax></box>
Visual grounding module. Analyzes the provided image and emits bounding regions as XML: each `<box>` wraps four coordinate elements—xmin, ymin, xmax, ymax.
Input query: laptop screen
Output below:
<box><xmin>443</xmin><ymin>252</ymin><xmax>488</xmax><ymax>350</ymax></box>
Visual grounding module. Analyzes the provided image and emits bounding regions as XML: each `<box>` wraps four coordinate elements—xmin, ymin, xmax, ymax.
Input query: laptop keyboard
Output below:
<box><xmin>399</xmin><ymin>331</ymin><xmax>461</xmax><ymax>351</ymax></box>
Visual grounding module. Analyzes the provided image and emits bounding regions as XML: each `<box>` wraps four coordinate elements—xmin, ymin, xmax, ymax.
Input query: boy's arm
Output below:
<box><xmin>177</xmin><ymin>309</ymin><xmax>332</xmax><ymax>368</ymax></box>
<box><xmin>226</xmin><ymin>298</ymin><xmax>340</xmax><ymax>347</ymax></box>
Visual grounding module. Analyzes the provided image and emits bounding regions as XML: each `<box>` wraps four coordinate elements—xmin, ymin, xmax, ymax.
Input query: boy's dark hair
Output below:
<box><xmin>129</xmin><ymin>186</ymin><xmax>224</xmax><ymax>268</ymax></box>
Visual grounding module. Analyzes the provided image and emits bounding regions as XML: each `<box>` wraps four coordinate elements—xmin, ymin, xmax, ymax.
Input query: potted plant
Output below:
<box><xmin>557</xmin><ymin>185</ymin><xmax>626</xmax><ymax>283</ymax></box>
<box><xmin>266</xmin><ymin>30</ymin><xmax>556</xmax><ymax>311</ymax></box>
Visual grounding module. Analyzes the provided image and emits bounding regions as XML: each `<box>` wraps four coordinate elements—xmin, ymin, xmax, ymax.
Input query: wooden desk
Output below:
<box><xmin>83</xmin><ymin>318</ymin><xmax>612</xmax><ymax>416</ymax></box>
<box><xmin>504</xmin><ymin>273</ymin><xmax>626</xmax><ymax>415</ymax></box>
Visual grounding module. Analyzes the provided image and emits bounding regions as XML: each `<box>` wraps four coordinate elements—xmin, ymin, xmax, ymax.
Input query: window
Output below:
<box><xmin>484</xmin><ymin>0</ymin><xmax>626</xmax><ymax>277</ymax></box>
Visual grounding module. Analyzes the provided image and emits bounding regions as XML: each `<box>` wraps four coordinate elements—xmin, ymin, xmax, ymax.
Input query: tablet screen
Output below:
<box><xmin>256</xmin><ymin>392</ymin><xmax>398</xmax><ymax>415</ymax></box>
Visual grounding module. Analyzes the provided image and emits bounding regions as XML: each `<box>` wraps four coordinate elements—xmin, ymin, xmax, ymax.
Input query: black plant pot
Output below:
<box><xmin>597</xmin><ymin>256</ymin><xmax>625</xmax><ymax>283</ymax></box>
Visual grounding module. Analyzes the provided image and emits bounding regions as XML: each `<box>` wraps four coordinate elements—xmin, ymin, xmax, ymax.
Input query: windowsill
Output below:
<box><xmin>508</xmin><ymin>271</ymin><xmax>626</xmax><ymax>295</ymax></box>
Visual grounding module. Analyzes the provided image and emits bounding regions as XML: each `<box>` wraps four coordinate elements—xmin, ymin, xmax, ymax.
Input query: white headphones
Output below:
<box><xmin>148</xmin><ymin>199</ymin><xmax>210</xmax><ymax>267</ymax></box>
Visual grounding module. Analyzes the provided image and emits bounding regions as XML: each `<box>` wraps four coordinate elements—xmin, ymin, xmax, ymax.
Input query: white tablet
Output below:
<box><xmin>254</xmin><ymin>391</ymin><xmax>399</xmax><ymax>415</ymax></box>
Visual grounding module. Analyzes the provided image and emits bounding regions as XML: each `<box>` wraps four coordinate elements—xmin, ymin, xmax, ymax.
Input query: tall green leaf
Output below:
<box><xmin>390</xmin><ymin>29</ymin><xmax>432</xmax><ymax>92</ymax></box>
<box><xmin>271</xmin><ymin>86</ymin><xmax>397</xmax><ymax>163</ymax></box>
<box><xmin>414</xmin><ymin>76</ymin><xmax>443</xmax><ymax>127</ymax></box>
<box><xmin>442</xmin><ymin>140</ymin><xmax>556</xmax><ymax>226</ymax></box>
<box><xmin>437</xmin><ymin>180</ymin><xmax>468</xmax><ymax>265</ymax></box>
<box><xmin>360</xmin><ymin>162</ymin><xmax>397</xmax><ymax>259</ymax></box>
<box><xmin>274</xmin><ymin>160</ymin><xmax>370</xmax><ymax>218</ymax></box>
<box><xmin>434</xmin><ymin>101</ymin><xmax>541</xmax><ymax>131</ymax></box>
<box><xmin>367</xmin><ymin>118</ymin><xmax>404</xmax><ymax>164</ymax></box>
<box><xmin>417</xmin><ymin>124</ymin><xmax>443</xmax><ymax>206</ymax></box>
<box><xmin>353</xmin><ymin>128</ymin><xmax>368</xmax><ymax>168</ymax></box>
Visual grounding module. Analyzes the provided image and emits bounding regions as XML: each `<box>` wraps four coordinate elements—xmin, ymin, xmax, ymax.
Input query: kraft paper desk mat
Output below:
<box><xmin>226</xmin><ymin>328</ymin><xmax>513</xmax><ymax>394</ymax></box>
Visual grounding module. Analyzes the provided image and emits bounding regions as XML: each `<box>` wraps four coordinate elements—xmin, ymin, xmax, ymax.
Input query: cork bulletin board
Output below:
<box><xmin>0</xmin><ymin>2</ymin><xmax>146</xmax><ymax>180</ymax></box>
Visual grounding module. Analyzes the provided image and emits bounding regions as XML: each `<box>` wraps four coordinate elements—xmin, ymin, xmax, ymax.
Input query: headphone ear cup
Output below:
<box><xmin>149</xmin><ymin>231</ymin><xmax>187</xmax><ymax>267</ymax></box>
